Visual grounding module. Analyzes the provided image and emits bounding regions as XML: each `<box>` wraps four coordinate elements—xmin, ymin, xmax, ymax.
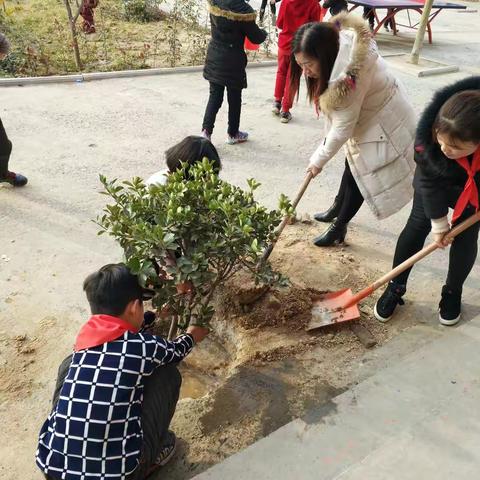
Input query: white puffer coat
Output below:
<box><xmin>309</xmin><ymin>13</ymin><xmax>416</xmax><ymax>220</ymax></box>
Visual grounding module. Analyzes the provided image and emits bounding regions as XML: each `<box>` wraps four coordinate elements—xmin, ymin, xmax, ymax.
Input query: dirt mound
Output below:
<box><xmin>224</xmin><ymin>269</ymin><xmax>271</xmax><ymax>305</ymax></box>
<box><xmin>236</xmin><ymin>286</ymin><xmax>316</xmax><ymax>331</ymax></box>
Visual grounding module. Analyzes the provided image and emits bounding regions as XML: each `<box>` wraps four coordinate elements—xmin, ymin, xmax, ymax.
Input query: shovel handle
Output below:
<box><xmin>343</xmin><ymin>210</ymin><xmax>480</xmax><ymax>309</ymax></box>
<box><xmin>260</xmin><ymin>172</ymin><xmax>313</xmax><ymax>264</ymax></box>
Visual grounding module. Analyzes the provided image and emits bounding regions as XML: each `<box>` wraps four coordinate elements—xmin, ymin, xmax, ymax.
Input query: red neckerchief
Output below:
<box><xmin>74</xmin><ymin>314</ymin><xmax>138</xmax><ymax>352</ymax></box>
<box><xmin>452</xmin><ymin>147</ymin><xmax>480</xmax><ymax>222</ymax></box>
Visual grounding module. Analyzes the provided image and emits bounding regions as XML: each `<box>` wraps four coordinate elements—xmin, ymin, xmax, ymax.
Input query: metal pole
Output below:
<box><xmin>410</xmin><ymin>0</ymin><xmax>434</xmax><ymax>65</ymax></box>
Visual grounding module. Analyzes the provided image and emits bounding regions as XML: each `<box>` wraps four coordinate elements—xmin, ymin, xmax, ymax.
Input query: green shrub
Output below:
<box><xmin>97</xmin><ymin>160</ymin><xmax>292</xmax><ymax>328</ymax></box>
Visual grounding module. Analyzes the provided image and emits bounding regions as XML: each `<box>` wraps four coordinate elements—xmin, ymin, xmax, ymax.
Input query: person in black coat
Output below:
<box><xmin>0</xmin><ymin>33</ymin><xmax>27</xmax><ymax>187</ymax></box>
<box><xmin>201</xmin><ymin>0</ymin><xmax>267</xmax><ymax>145</ymax></box>
<box><xmin>374</xmin><ymin>76</ymin><xmax>480</xmax><ymax>326</ymax></box>
<box><xmin>322</xmin><ymin>0</ymin><xmax>348</xmax><ymax>16</ymax></box>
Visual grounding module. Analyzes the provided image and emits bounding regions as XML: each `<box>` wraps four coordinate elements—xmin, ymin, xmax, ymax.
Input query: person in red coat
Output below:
<box><xmin>272</xmin><ymin>0</ymin><xmax>322</xmax><ymax>123</ymax></box>
<box><xmin>80</xmin><ymin>0</ymin><xmax>99</xmax><ymax>34</ymax></box>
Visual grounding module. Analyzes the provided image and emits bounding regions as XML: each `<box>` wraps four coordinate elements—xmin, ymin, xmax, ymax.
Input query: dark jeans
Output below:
<box><xmin>46</xmin><ymin>355</ymin><xmax>182</xmax><ymax>480</ymax></box>
<box><xmin>0</xmin><ymin>117</ymin><xmax>12</xmax><ymax>178</ymax></box>
<box><xmin>363</xmin><ymin>7</ymin><xmax>375</xmax><ymax>29</ymax></box>
<box><xmin>392</xmin><ymin>191</ymin><xmax>480</xmax><ymax>291</ymax></box>
<box><xmin>202</xmin><ymin>82</ymin><xmax>242</xmax><ymax>137</ymax></box>
<box><xmin>259</xmin><ymin>0</ymin><xmax>276</xmax><ymax>19</ymax></box>
<box><xmin>333</xmin><ymin>159</ymin><xmax>365</xmax><ymax>225</ymax></box>
<box><xmin>363</xmin><ymin>7</ymin><xmax>393</xmax><ymax>30</ymax></box>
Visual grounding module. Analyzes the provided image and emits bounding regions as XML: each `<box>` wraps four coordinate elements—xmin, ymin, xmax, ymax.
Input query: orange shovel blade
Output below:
<box><xmin>307</xmin><ymin>288</ymin><xmax>360</xmax><ymax>330</ymax></box>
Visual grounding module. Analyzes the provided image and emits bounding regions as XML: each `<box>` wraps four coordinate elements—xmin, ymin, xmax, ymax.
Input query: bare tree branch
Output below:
<box><xmin>63</xmin><ymin>0</ymin><xmax>83</xmax><ymax>70</ymax></box>
<box><xmin>73</xmin><ymin>0</ymin><xmax>85</xmax><ymax>23</ymax></box>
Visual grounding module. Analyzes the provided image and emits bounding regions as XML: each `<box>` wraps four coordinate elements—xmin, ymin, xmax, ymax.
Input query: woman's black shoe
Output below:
<box><xmin>313</xmin><ymin>199</ymin><xmax>340</xmax><ymax>223</ymax></box>
<box><xmin>313</xmin><ymin>222</ymin><xmax>347</xmax><ymax>247</ymax></box>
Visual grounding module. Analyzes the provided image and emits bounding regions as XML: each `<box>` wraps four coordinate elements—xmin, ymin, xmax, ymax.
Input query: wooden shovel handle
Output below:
<box><xmin>344</xmin><ymin>210</ymin><xmax>480</xmax><ymax>309</ymax></box>
<box><xmin>261</xmin><ymin>172</ymin><xmax>313</xmax><ymax>264</ymax></box>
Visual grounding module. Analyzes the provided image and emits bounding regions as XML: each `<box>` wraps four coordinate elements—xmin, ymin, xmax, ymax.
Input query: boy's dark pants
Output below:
<box><xmin>0</xmin><ymin>117</ymin><xmax>13</xmax><ymax>178</ymax></box>
<box><xmin>45</xmin><ymin>356</ymin><xmax>182</xmax><ymax>480</ymax></box>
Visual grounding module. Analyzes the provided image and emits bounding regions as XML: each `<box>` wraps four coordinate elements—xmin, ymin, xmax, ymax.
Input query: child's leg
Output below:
<box><xmin>80</xmin><ymin>1</ymin><xmax>96</xmax><ymax>34</ymax></box>
<box><xmin>0</xmin><ymin>118</ymin><xmax>12</xmax><ymax>179</ymax></box>
<box><xmin>259</xmin><ymin>0</ymin><xmax>268</xmax><ymax>21</ymax></box>
<box><xmin>363</xmin><ymin>7</ymin><xmax>375</xmax><ymax>30</ymax></box>
<box><xmin>390</xmin><ymin>191</ymin><xmax>431</xmax><ymax>286</ymax></box>
<box><xmin>446</xmin><ymin>208</ymin><xmax>480</xmax><ymax>291</ymax></box>
<box><xmin>127</xmin><ymin>364</ymin><xmax>182</xmax><ymax>480</ymax></box>
<box><xmin>51</xmin><ymin>355</ymin><xmax>73</xmax><ymax>409</ymax></box>
<box><xmin>374</xmin><ymin>192</ymin><xmax>432</xmax><ymax>321</ymax></box>
<box><xmin>226</xmin><ymin>87</ymin><xmax>242</xmax><ymax>137</ymax></box>
<box><xmin>270</xmin><ymin>0</ymin><xmax>276</xmax><ymax>15</ymax></box>
<box><xmin>202</xmin><ymin>82</ymin><xmax>225</xmax><ymax>135</ymax></box>
<box><xmin>281</xmin><ymin>55</ymin><xmax>293</xmax><ymax>113</ymax></box>
<box><xmin>274</xmin><ymin>52</ymin><xmax>289</xmax><ymax>105</ymax></box>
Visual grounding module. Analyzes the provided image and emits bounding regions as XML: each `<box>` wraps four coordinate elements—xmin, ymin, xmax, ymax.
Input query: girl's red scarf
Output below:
<box><xmin>452</xmin><ymin>147</ymin><xmax>480</xmax><ymax>223</ymax></box>
<box><xmin>74</xmin><ymin>314</ymin><xmax>138</xmax><ymax>352</ymax></box>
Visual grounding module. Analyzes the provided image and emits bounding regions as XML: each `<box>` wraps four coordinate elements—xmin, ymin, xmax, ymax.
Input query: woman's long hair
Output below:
<box><xmin>289</xmin><ymin>22</ymin><xmax>340</xmax><ymax>105</ymax></box>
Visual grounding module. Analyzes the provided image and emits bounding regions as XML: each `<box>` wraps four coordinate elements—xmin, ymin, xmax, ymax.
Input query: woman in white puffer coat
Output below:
<box><xmin>290</xmin><ymin>13</ymin><xmax>416</xmax><ymax>246</ymax></box>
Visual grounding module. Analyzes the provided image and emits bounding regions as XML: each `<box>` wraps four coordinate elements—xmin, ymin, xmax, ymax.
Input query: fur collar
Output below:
<box><xmin>319</xmin><ymin>12</ymin><xmax>373</xmax><ymax>113</ymax></box>
<box><xmin>208</xmin><ymin>0</ymin><xmax>257</xmax><ymax>22</ymax></box>
<box><xmin>415</xmin><ymin>76</ymin><xmax>480</xmax><ymax>174</ymax></box>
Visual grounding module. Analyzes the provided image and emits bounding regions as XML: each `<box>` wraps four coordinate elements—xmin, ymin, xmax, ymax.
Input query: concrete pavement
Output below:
<box><xmin>195</xmin><ymin>314</ymin><xmax>480</xmax><ymax>480</ymax></box>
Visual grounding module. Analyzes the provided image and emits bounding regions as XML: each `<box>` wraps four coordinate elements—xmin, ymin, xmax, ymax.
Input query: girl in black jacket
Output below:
<box><xmin>375</xmin><ymin>77</ymin><xmax>480</xmax><ymax>326</ymax></box>
<box><xmin>201</xmin><ymin>0</ymin><xmax>267</xmax><ymax>145</ymax></box>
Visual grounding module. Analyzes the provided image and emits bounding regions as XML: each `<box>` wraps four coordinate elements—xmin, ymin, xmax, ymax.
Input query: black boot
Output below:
<box><xmin>314</xmin><ymin>198</ymin><xmax>341</xmax><ymax>223</ymax></box>
<box><xmin>313</xmin><ymin>222</ymin><xmax>347</xmax><ymax>247</ymax></box>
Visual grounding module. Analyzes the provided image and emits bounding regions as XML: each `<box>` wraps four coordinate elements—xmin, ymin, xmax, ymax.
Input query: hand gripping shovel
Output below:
<box><xmin>260</xmin><ymin>172</ymin><xmax>313</xmax><ymax>264</ymax></box>
<box><xmin>307</xmin><ymin>210</ymin><xmax>480</xmax><ymax>330</ymax></box>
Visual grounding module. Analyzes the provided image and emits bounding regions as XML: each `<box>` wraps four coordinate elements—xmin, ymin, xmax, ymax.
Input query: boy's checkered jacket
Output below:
<box><xmin>36</xmin><ymin>331</ymin><xmax>194</xmax><ymax>480</ymax></box>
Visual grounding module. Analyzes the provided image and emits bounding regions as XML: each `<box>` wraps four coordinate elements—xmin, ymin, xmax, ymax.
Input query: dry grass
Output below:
<box><xmin>0</xmin><ymin>0</ymin><xmax>210</xmax><ymax>77</ymax></box>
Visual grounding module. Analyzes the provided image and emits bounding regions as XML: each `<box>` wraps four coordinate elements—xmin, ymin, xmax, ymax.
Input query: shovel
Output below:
<box><xmin>307</xmin><ymin>210</ymin><xmax>480</xmax><ymax>330</ymax></box>
<box><xmin>260</xmin><ymin>172</ymin><xmax>313</xmax><ymax>264</ymax></box>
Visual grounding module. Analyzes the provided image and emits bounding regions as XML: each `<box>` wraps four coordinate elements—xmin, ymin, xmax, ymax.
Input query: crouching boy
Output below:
<box><xmin>36</xmin><ymin>263</ymin><xmax>208</xmax><ymax>480</ymax></box>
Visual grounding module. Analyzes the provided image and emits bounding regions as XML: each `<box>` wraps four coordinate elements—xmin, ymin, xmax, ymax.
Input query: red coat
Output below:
<box><xmin>276</xmin><ymin>0</ymin><xmax>323</xmax><ymax>54</ymax></box>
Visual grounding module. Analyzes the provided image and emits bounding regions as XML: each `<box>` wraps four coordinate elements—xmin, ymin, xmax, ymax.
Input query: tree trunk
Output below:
<box><xmin>168</xmin><ymin>315</ymin><xmax>179</xmax><ymax>341</ymax></box>
<box><xmin>410</xmin><ymin>0</ymin><xmax>434</xmax><ymax>65</ymax></box>
<box><xmin>64</xmin><ymin>0</ymin><xmax>83</xmax><ymax>71</ymax></box>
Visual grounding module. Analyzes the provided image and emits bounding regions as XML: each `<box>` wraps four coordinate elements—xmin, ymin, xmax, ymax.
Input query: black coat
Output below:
<box><xmin>413</xmin><ymin>76</ymin><xmax>480</xmax><ymax>219</ymax></box>
<box><xmin>204</xmin><ymin>0</ymin><xmax>267</xmax><ymax>89</ymax></box>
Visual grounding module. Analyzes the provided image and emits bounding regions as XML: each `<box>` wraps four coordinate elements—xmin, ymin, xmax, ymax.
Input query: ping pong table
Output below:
<box><xmin>348</xmin><ymin>0</ymin><xmax>467</xmax><ymax>43</ymax></box>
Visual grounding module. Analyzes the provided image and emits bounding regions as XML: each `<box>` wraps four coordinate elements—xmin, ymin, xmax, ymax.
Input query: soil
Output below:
<box><xmin>153</xmin><ymin>223</ymin><xmax>402</xmax><ymax>479</ymax></box>
<box><xmin>0</xmin><ymin>222</ymin><xmax>411</xmax><ymax>480</ymax></box>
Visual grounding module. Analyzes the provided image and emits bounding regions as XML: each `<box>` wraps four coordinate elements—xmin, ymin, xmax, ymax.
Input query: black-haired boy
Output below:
<box><xmin>36</xmin><ymin>263</ymin><xmax>208</xmax><ymax>480</ymax></box>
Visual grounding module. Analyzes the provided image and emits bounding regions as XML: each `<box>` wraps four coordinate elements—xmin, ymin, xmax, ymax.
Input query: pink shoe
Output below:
<box><xmin>201</xmin><ymin>129</ymin><xmax>211</xmax><ymax>141</ymax></box>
